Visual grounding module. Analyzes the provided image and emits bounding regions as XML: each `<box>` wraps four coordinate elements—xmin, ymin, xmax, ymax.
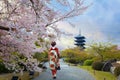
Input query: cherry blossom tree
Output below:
<box><xmin>0</xmin><ymin>0</ymin><xmax>88</xmax><ymax>72</ymax></box>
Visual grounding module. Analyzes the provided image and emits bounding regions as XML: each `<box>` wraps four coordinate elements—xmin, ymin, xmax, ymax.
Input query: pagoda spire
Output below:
<box><xmin>79</xmin><ymin>28</ymin><xmax>81</xmax><ymax>36</ymax></box>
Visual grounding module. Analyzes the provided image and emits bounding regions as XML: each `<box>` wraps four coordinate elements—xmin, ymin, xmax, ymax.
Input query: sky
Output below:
<box><xmin>55</xmin><ymin>0</ymin><xmax>120</xmax><ymax>50</ymax></box>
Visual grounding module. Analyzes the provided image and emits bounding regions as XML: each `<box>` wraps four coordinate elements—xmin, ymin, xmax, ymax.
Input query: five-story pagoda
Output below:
<box><xmin>74</xmin><ymin>30</ymin><xmax>86</xmax><ymax>50</ymax></box>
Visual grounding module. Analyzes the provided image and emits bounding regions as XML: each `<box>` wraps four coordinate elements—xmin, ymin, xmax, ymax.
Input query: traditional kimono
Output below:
<box><xmin>50</xmin><ymin>47</ymin><xmax>60</xmax><ymax>66</ymax></box>
<box><xmin>49</xmin><ymin>49</ymin><xmax>58</xmax><ymax>78</ymax></box>
<box><xmin>49</xmin><ymin>50</ymin><xmax>58</xmax><ymax>70</ymax></box>
<box><xmin>50</xmin><ymin>47</ymin><xmax>60</xmax><ymax>58</ymax></box>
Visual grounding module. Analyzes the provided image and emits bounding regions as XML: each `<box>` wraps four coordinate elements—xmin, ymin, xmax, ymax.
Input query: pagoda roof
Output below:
<box><xmin>74</xmin><ymin>35</ymin><xmax>85</xmax><ymax>39</ymax></box>
<box><xmin>74</xmin><ymin>43</ymin><xmax>85</xmax><ymax>45</ymax></box>
<box><xmin>75</xmin><ymin>39</ymin><xmax>85</xmax><ymax>42</ymax></box>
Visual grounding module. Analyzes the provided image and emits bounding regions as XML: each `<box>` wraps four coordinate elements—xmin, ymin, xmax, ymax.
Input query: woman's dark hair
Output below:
<box><xmin>51</xmin><ymin>41</ymin><xmax>56</xmax><ymax>47</ymax></box>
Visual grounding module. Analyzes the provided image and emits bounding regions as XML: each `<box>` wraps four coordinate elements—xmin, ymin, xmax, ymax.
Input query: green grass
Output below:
<box><xmin>0</xmin><ymin>72</ymin><xmax>39</xmax><ymax>80</ymax></box>
<box><xmin>79</xmin><ymin>66</ymin><xmax>117</xmax><ymax>80</ymax></box>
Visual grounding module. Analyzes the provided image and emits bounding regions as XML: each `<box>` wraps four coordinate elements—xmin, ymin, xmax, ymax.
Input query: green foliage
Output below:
<box><xmin>89</xmin><ymin>42</ymin><xmax>111</xmax><ymax>61</ymax></box>
<box><xmin>0</xmin><ymin>63</ymin><xmax>12</xmax><ymax>74</ymax></box>
<box><xmin>38</xmin><ymin>63</ymin><xmax>43</xmax><ymax>68</ymax></box>
<box><xmin>33</xmin><ymin>51</ymin><xmax>48</xmax><ymax>62</ymax></box>
<box><xmin>34</xmin><ymin>41</ymin><xmax>41</xmax><ymax>47</ymax></box>
<box><xmin>0</xmin><ymin>57</ymin><xmax>3</xmax><ymax>62</ymax></box>
<box><xmin>92</xmin><ymin>61</ymin><xmax>104</xmax><ymax>71</ymax></box>
<box><xmin>61</xmin><ymin>47</ymin><xmax>90</xmax><ymax>64</ymax></box>
<box><xmin>79</xmin><ymin>66</ymin><xmax>116</xmax><ymax>80</ymax></box>
<box><xmin>11</xmin><ymin>51</ymin><xmax>19</xmax><ymax>55</ymax></box>
<box><xmin>62</xmin><ymin>43</ymin><xmax>120</xmax><ymax>66</ymax></box>
<box><xmin>34</xmin><ymin>38</ymin><xmax>45</xmax><ymax>48</ymax></box>
<box><xmin>89</xmin><ymin>42</ymin><xmax>120</xmax><ymax>61</ymax></box>
<box><xmin>65</xmin><ymin>58</ymin><xmax>80</xmax><ymax>64</ymax></box>
<box><xmin>38</xmin><ymin>38</ymin><xmax>44</xmax><ymax>42</ymax></box>
<box><xmin>83</xmin><ymin>59</ymin><xmax>93</xmax><ymax>66</ymax></box>
<box><xmin>114</xmin><ymin>66</ymin><xmax>120</xmax><ymax>76</ymax></box>
<box><xmin>92</xmin><ymin>56</ymin><xmax>103</xmax><ymax>62</ymax></box>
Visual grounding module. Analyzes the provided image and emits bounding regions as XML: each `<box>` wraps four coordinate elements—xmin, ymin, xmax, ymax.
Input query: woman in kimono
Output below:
<box><xmin>48</xmin><ymin>41</ymin><xmax>60</xmax><ymax>79</ymax></box>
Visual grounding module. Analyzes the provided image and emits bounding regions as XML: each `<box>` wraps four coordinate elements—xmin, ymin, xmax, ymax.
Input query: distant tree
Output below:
<box><xmin>89</xmin><ymin>42</ymin><xmax>120</xmax><ymax>61</ymax></box>
<box><xmin>61</xmin><ymin>47</ymin><xmax>89</xmax><ymax>64</ymax></box>
<box><xmin>104</xmin><ymin>45</ymin><xmax>120</xmax><ymax>60</ymax></box>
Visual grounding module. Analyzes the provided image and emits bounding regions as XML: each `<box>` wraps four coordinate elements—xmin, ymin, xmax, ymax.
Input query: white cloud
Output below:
<box><xmin>56</xmin><ymin>20</ymin><xmax>107</xmax><ymax>50</ymax></box>
<box><xmin>56</xmin><ymin>21</ymin><xmax>76</xmax><ymax>50</ymax></box>
<box><xmin>56</xmin><ymin>37</ymin><xmax>75</xmax><ymax>50</ymax></box>
<box><xmin>56</xmin><ymin>21</ymin><xmax>77</xmax><ymax>35</ymax></box>
<box><xmin>55</xmin><ymin>0</ymin><xmax>120</xmax><ymax>50</ymax></box>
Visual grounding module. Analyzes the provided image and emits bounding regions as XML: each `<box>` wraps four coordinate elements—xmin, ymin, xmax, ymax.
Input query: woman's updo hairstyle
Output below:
<box><xmin>51</xmin><ymin>41</ymin><xmax>56</xmax><ymax>47</ymax></box>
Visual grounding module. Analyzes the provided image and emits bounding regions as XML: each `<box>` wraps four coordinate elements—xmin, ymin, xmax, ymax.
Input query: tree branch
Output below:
<box><xmin>0</xmin><ymin>26</ymin><xmax>9</xmax><ymax>31</ymax></box>
<box><xmin>0</xmin><ymin>25</ymin><xmax>16</xmax><ymax>31</ymax></box>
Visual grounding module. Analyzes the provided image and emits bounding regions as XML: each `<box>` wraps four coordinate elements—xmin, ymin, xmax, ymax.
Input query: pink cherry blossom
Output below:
<box><xmin>0</xmin><ymin>0</ymin><xmax>88</xmax><ymax>72</ymax></box>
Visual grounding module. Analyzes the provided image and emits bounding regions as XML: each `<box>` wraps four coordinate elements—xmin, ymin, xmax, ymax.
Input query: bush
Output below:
<box><xmin>64</xmin><ymin>58</ymin><xmax>79</xmax><ymax>64</ymax></box>
<box><xmin>83</xmin><ymin>59</ymin><xmax>93</xmax><ymax>66</ymax></box>
<box><xmin>92</xmin><ymin>61</ymin><xmax>104</xmax><ymax>71</ymax></box>
<box><xmin>33</xmin><ymin>52</ymin><xmax>48</xmax><ymax>62</ymax></box>
<box><xmin>0</xmin><ymin>63</ymin><xmax>11</xmax><ymax>74</ymax></box>
<box><xmin>114</xmin><ymin>66</ymin><xmax>120</xmax><ymax>76</ymax></box>
<box><xmin>69</xmin><ymin>58</ymin><xmax>78</xmax><ymax>64</ymax></box>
